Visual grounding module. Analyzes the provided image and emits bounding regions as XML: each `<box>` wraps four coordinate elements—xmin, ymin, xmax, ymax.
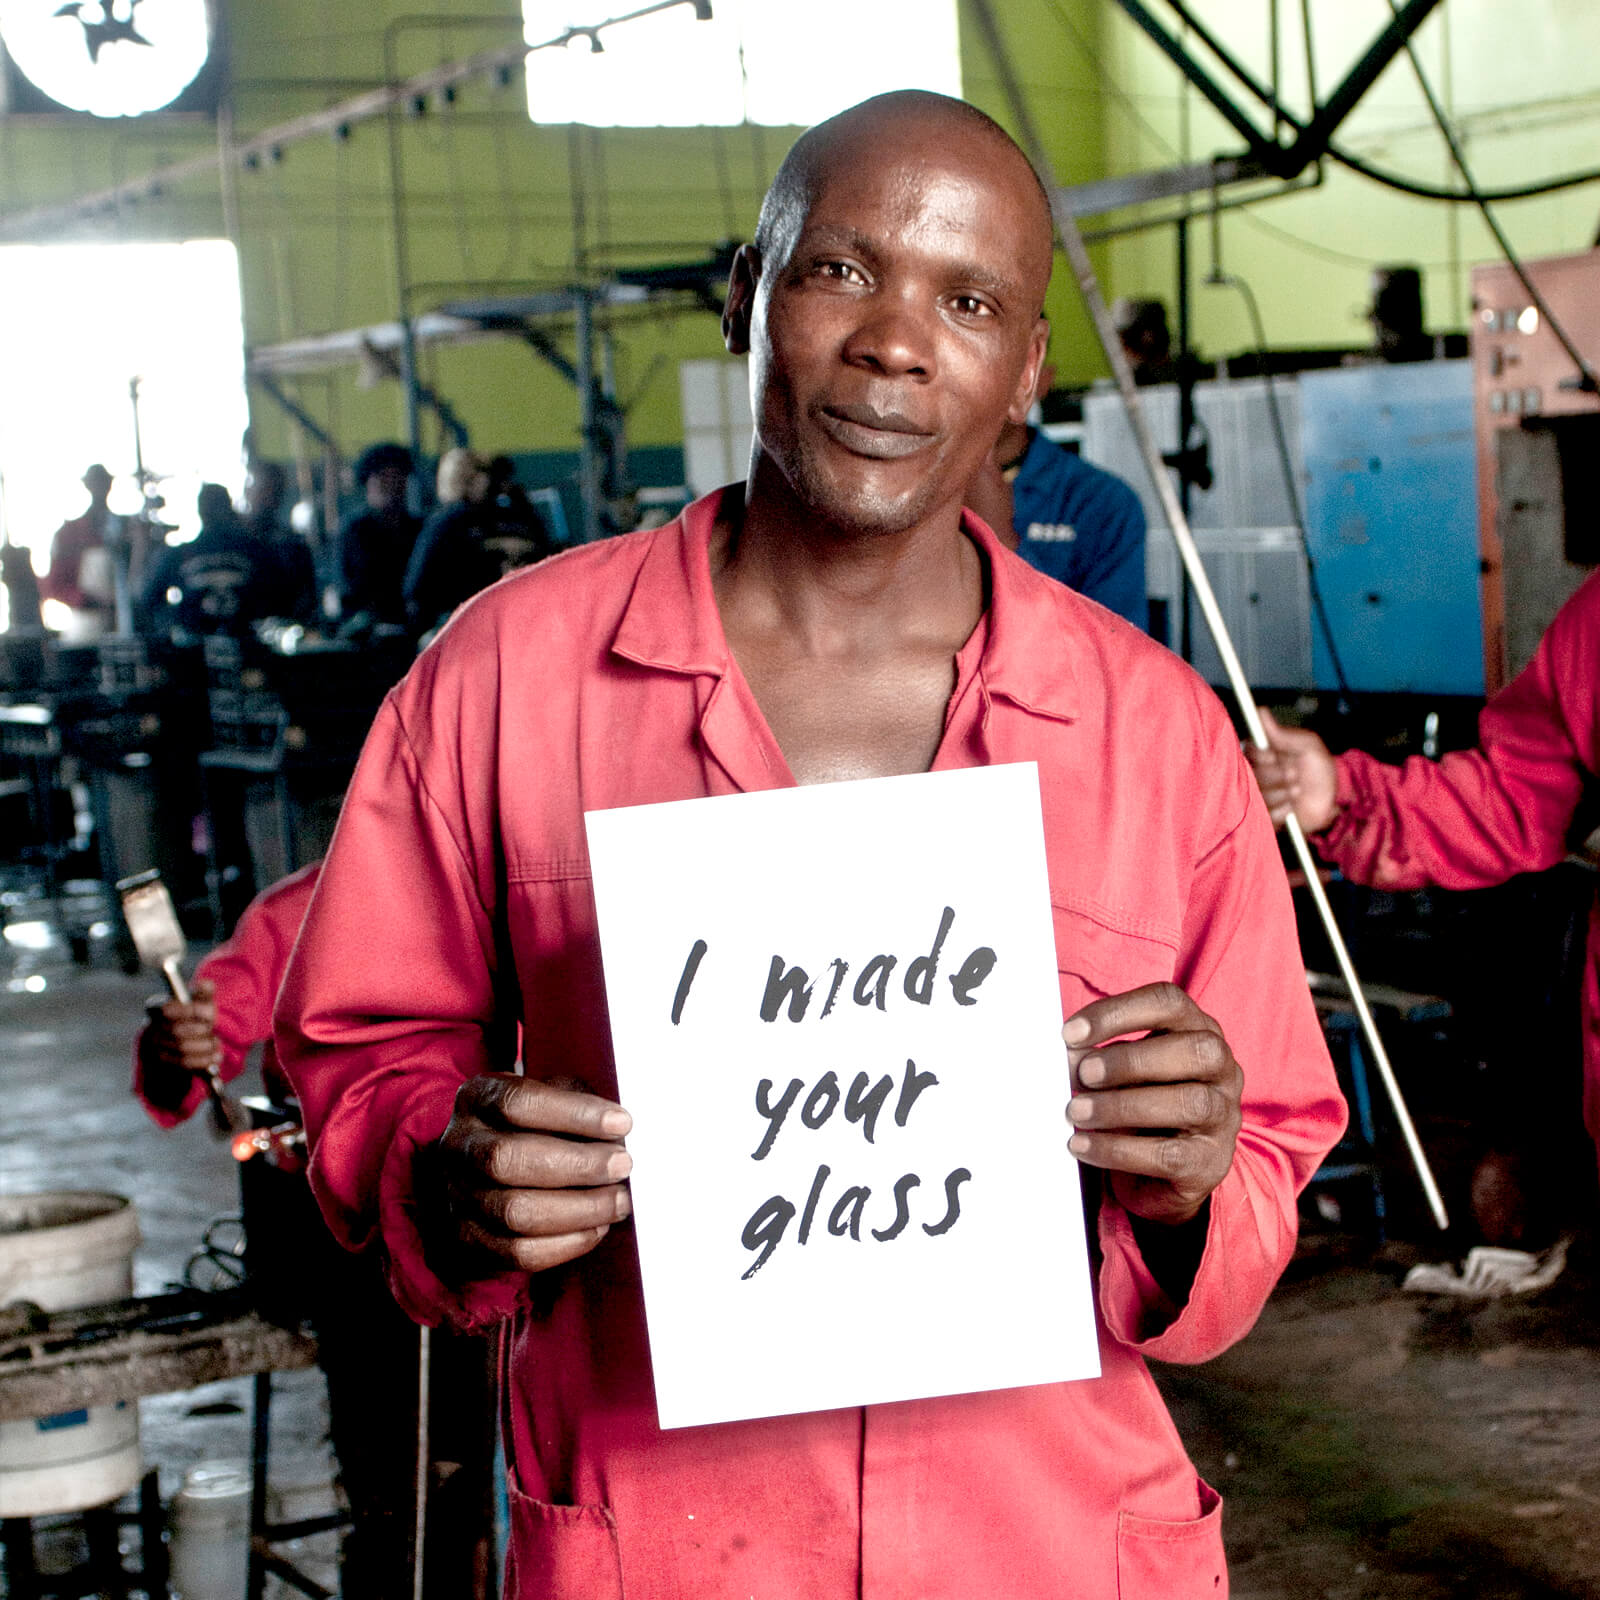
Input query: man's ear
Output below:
<box><xmin>722</xmin><ymin>244</ymin><xmax>763</xmax><ymax>356</ymax></box>
<box><xmin>1006</xmin><ymin>317</ymin><xmax>1051</xmax><ymax>424</ymax></box>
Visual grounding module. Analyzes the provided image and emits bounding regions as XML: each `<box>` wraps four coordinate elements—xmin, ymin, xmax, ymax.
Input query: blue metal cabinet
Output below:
<box><xmin>1299</xmin><ymin>362</ymin><xmax>1483</xmax><ymax>695</ymax></box>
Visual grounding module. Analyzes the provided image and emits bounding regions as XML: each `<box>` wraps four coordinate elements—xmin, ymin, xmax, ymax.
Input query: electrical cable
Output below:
<box><xmin>1384</xmin><ymin>0</ymin><xmax>1599</xmax><ymax>393</ymax></box>
<box><xmin>1205</xmin><ymin>265</ymin><xmax>1353</xmax><ymax>698</ymax></box>
<box><xmin>1327</xmin><ymin>144</ymin><xmax>1600</xmax><ymax>205</ymax></box>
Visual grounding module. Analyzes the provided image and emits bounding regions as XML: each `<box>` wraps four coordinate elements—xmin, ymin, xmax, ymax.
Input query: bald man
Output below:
<box><xmin>278</xmin><ymin>92</ymin><xmax>1341</xmax><ymax>1599</ymax></box>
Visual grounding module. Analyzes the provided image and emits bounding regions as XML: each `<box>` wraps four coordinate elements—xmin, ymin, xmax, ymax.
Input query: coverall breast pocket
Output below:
<box><xmin>503</xmin><ymin>1483</ymin><xmax>625</xmax><ymax>1600</ymax></box>
<box><xmin>1116</xmin><ymin>1477</ymin><xmax>1227</xmax><ymax>1598</ymax></box>
<box><xmin>1051</xmin><ymin>902</ymin><xmax>1178</xmax><ymax>1020</ymax></box>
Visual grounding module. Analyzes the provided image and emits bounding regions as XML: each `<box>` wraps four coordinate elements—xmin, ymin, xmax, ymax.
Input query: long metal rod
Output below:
<box><xmin>412</xmin><ymin>1324</ymin><xmax>431</xmax><ymax>1600</ymax></box>
<box><xmin>969</xmin><ymin>0</ymin><xmax>1449</xmax><ymax>1232</ymax></box>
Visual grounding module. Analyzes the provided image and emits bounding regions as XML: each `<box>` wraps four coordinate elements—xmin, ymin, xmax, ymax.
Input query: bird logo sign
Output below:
<box><xmin>0</xmin><ymin>0</ymin><xmax>210</xmax><ymax>116</ymax></box>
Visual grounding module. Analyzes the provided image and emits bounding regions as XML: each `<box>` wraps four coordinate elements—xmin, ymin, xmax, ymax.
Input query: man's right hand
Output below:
<box><xmin>141</xmin><ymin>978</ymin><xmax>221</xmax><ymax>1114</ymax></box>
<box><xmin>437</xmin><ymin>1074</ymin><xmax>633</xmax><ymax>1275</ymax></box>
<box><xmin>1245</xmin><ymin>708</ymin><xmax>1340</xmax><ymax>832</ymax></box>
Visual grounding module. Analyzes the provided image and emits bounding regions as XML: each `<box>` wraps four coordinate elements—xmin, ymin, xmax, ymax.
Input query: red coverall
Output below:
<box><xmin>1319</xmin><ymin>569</ymin><xmax>1600</xmax><ymax>1171</ymax></box>
<box><xmin>41</xmin><ymin>511</ymin><xmax>111</xmax><ymax>614</ymax></box>
<box><xmin>276</xmin><ymin>490</ymin><xmax>1344</xmax><ymax>1600</ymax></box>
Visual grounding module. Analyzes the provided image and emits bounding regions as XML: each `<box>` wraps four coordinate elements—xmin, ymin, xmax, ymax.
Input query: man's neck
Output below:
<box><xmin>710</xmin><ymin>468</ymin><xmax>984</xmax><ymax>659</ymax></box>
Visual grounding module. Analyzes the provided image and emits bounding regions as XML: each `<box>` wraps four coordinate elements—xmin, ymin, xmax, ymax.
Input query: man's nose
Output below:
<box><xmin>840</xmin><ymin>292</ymin><xmax>936</xmax><ymax>380</ymax></box>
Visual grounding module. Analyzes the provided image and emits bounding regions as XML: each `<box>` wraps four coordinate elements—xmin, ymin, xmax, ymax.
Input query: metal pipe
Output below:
<box><xmin>968</xmin><ymin>0</ymin><xmax>1450</xmax><ymax>1232</ymax></box>
<box><xmin>574</xmin><ymin>291</ymin><xmax>602</xmax><ymax>544</ymax></box>
<box><xmin>412</xmin><ymin>1324</ymin><xmax>431</xmax><ymax>1600</ymax></box>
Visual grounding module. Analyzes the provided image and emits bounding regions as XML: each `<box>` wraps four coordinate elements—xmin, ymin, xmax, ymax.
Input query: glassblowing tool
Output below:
<box><xmin>116</xmin><ymin>869</ymin><xmax>245</xmax><ymax>1134</ymax></box>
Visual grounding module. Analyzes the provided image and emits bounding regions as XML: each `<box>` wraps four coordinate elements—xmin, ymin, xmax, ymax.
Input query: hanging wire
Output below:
<box><xmin>1382</xmin><ymin>0</ymin><xmax>1597</xmax><ymax>391</ymax></box>
<box><xmin>1205</xmin><ymin>264</ymin><xmax>1352</xmax><ymax>696</ymax></box>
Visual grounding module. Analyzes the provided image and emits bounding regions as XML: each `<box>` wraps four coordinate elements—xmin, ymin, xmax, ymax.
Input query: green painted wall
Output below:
<box><xmin>1098</xmin><ymin>0</ymin><xmax>1600</xmax><ymax>362</ymax></box>
<box><xmin>0</xmin><ymin>0</ymin><xmax>1109</xmax><ymax>468</ymax></box>
<box><xmin>6</xmin><ymin>0</ymin><xmax>1596</xmax><ymax>469</ymax></box>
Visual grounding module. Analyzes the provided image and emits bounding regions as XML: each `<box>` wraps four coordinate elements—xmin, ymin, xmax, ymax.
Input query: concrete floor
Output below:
<box><xmin>4</xmin><ymin>891</ymin><xmax>1599</xmax><ymax>1598</ymax></box>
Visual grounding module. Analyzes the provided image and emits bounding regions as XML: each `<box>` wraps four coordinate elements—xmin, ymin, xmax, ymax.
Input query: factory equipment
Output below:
<box><xmin>1082</xmin><ymin>360</ymin><xmax>1482</xmax><ymax>698</ymax></box>
<box><xmin>1473</xmin><ymin>250</ymin><xmax>1600</xmax><ymax>691</ymax></box>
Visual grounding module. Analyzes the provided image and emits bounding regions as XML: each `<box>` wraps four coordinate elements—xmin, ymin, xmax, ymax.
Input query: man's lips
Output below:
<box><xmin>817</xmin><ymin>404</ymin><xmax>936</xmax><ymax>461</ymax></box>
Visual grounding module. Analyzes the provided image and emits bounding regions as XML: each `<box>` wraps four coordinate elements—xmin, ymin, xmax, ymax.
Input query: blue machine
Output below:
<box><xmin>1299</xmin><ymin>361</ymin><xmax>1484</xmax><ymax>696</ymax></box>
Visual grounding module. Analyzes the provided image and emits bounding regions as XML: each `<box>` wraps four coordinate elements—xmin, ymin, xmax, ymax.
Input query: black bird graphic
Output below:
<box><xmin>53</xmin><ymin>0</ymin><xmax>152</xmax><ymax>63</ymax></box>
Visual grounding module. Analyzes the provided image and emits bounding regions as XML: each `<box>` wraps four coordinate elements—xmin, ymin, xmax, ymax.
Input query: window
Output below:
<box><xmin>523</xmin><ymin>0</ymin><xmax>961</xmax><ymax>128</ymax></box>
<box><xmin>0</xmin><ymin>240</ymin><xmax>248</xmax><ymax>626</ymax></box>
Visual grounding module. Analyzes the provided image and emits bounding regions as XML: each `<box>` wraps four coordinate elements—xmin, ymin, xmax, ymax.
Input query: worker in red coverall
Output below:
<box><xmin>42</xmin><ymin>463</ymin><xmax>118</xmax><ymax>636</ymax></box>
<box><xmin>135</xmin><ymin>863</ymin><xmax>494</xmax><ymax>1600</ymax></box>
<box><xmin>277</xmin><ymin>91</ymin><xmax>1343</xmax><ymax>1600</ymax></box>
<box><xmin>1249</xmin><ymin>571</ymin><xmax>1600</xmax><ymax>1238</ymax></box>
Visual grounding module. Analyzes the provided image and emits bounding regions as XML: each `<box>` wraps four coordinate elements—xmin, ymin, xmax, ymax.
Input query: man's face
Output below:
<box><xmin>367</xmin><ymin>465</ymin><xmax>409</xmax><ymax>515</ymax></box>
<box><xmin>727</xmin><ymin>117</ymin><xmax>1050</xmax><ymax>539</ymax></box>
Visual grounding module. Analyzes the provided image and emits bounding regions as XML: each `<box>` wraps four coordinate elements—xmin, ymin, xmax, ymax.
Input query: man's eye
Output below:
<box><xmin>817</xmin><ymin>260</ymin><xmax>865</xmax><ymax>283</ymax></box>
<box><xmin>951</xmin><ymin>294</ymin><xmax>994</xmax><ymax>317</ymax></box>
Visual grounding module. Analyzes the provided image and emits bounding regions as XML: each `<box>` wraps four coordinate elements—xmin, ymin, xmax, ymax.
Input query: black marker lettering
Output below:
<box><xmin>801</xmin><ymin>1071</ymin><xmax>840</xmax><ymax>1129</ymax></box>
<box><xmin>853</xmin><ymin>955</ymin><xmax>897</xmax><ymax>1010</ymax></box>
<box><xmin>796</xmin><ymin>1163</ymin><xmax>831</xmax><ymax>1244</ymax></box>
<box><xmin>819</xmin><ymin>958</ymin><xmax>850</xmax><ymax>1018</ymax></box>
<box><xmin>922</xmin><ymin>1168</ymin><xmax>972</xmax><ymax>1236</ymax></box>
<box><xmin>894</xmin><ymin>1058</ymin><xmax>939</xmax><ymax>1128</ymax></box>
<box><xmin>751</xmin><ymin>1077</ymin><xmax>803</xmax><ymax>1160</ymax></box>
<box><xmin>670</xmin><ymin>938</ymin><xmax>708</xmax><ymax>1025</ymax></box>
<box><xmin>871</xmin><ymin>1173</ymin><xmax>921</xmax><ymax>1241</ymax></box>
<box><xmin>903</xmin><ymin>906</ymin><xmax>955</xmax><ymax>1005</ymax></box>
<box><xmin>949</xmin><ymin>947</ymin><xmax>997</xmax><ymax>1007</ymax></box>
<box><xmin>828</xmin><ymin>1186</ymin><xmax>871</xmax><ymax>1241</ymax></box>
<box><xmin>843</xmin><ymin>1071</ymin><xmax>893</xmax><ymax>1145</ymax></box>
<box><xmin>760</xmin><ymin>957</ymin><xmax>815</xmax><ymax>1022</ymax></box>
<box><xmin>740</xmin><ymin>1195</ymin><xmax>795</xmax><ymax>1279</ymax></box>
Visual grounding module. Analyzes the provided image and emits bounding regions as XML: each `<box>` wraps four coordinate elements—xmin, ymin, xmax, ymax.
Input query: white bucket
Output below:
<box><xmin>0</xmin><ymin>1191</ymin><xmax>143</xmax><ymax>1517</ymax></box>
<box><xmin>169</xmin><ymin>1460</ymin><xmax>251</xmax><ymax>1600</ymax></box>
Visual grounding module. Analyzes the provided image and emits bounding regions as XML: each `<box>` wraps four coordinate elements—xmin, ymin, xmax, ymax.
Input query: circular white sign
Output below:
<box><xmin>0</xmin><ymin>0</ymin><xmax>210</xmax><ymax>117</ymax></box>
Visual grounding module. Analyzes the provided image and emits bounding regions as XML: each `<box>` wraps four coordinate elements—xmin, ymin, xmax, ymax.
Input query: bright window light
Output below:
<box><xmin>0</xmin><ymin>240</ymin><xmax>248</xmax><ymax>619</ymax></box>
<box><xmin>523</xmin><ymin>0</ymin><xmax>961</xmax><ymax>128</ymax></box>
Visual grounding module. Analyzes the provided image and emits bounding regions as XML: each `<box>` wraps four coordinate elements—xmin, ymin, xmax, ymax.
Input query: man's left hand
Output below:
<box><xmin>1062</xmin><ymin>983</ymin><xmax>1242</xmax><ymax>1226</ymax></box>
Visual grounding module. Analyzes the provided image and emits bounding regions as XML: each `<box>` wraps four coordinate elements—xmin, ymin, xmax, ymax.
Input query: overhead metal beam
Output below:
<box><xmin>1107</xmin><ymin>0</ymin><xmax>1447</xmax><ymax>180</ymax></box>
<box><xmin>1280</xmin><ymin>0</ymin><xmax>1445</xmax><ymax>174</ymax></box>
<box><xmin>248</xmin><ymin>373</ymin><xmax>332</xmax><ymax>449</ymax></box>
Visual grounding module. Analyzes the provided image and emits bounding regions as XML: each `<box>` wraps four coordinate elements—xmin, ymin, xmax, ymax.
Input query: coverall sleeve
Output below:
<box><xmin>273</xmin><ymin>685</ymin><xmax>531</xmax><ymax>1331</ymax></box>
<box><xmin>131</xmin><ymin>871</ymin><xmax>313</xmax><ymax>1127</ymax></box>
<box><xmin>1096</xmin><ymin>731</ymin><xmax>1347</xmax><ymax>1361</ymax></box>
<box><xmin>1319</xmin><ymin>576</ymin><xmax>1599</xmax><ymax>892</ymax></box>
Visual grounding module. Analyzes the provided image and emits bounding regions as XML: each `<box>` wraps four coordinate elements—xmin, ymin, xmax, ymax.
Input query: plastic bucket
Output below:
<box><xmin>0</xmin><ymin>1191</ymin><xmax>142</xmax><ymax>1517</ymax></box>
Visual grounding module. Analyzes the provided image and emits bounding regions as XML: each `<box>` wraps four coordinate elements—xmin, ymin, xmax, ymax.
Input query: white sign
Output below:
<box><xmin>585</xmin><ymin>763</ymin><xmax>1100</xmax><ymax>1431</ymax></box>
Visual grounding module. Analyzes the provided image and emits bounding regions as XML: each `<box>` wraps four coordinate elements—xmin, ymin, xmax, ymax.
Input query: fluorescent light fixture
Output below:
<box><xmin>523</xmin><ymin>0</ymin><xmax>961</xmax><ymax>128</ymax></box>
<box><xmin>0</xmin><ymin>0</ymin><xmax>211</xmax><ymax>117</ymax></box>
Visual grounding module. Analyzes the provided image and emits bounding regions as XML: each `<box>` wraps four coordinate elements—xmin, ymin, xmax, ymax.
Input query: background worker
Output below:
<box><xmin>336</xmin><ymin>442</ymin><xmax>419</xmax><ymax>630</ymax></box>
<box><xmin>404</xmin><ymin>449</ymin><xmax>555</xmax><ymax>636</ymax></box>
<box><xmin>42</xmin><ymin>462</ymin><xmax>120</xmax><ymax>638</ymax></box>
<box><xmin>135</xmin><ymin>862</ymin><xmax>495</xmax><ymax>1600</ymax></box>
<box><xmin>137</xmin><ymin>483</ymin><xmax>296</xmax><ymax>639</ymax></box>
<box><xmin>1246</xmin><ymin>570</ymin><xmax>1600</xmax><ymax>1240</ymax></box>
<box><xmin>964</xmin><ymin>355</ymin><xmax>1148</xmax><ymax>628</ymax></box>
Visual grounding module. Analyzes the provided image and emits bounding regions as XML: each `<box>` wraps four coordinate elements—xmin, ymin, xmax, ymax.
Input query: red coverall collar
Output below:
<box><xmin>609</xmin><ymin>487</ymin><xmax>1082</xmax><ymax>731</ymax></box>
